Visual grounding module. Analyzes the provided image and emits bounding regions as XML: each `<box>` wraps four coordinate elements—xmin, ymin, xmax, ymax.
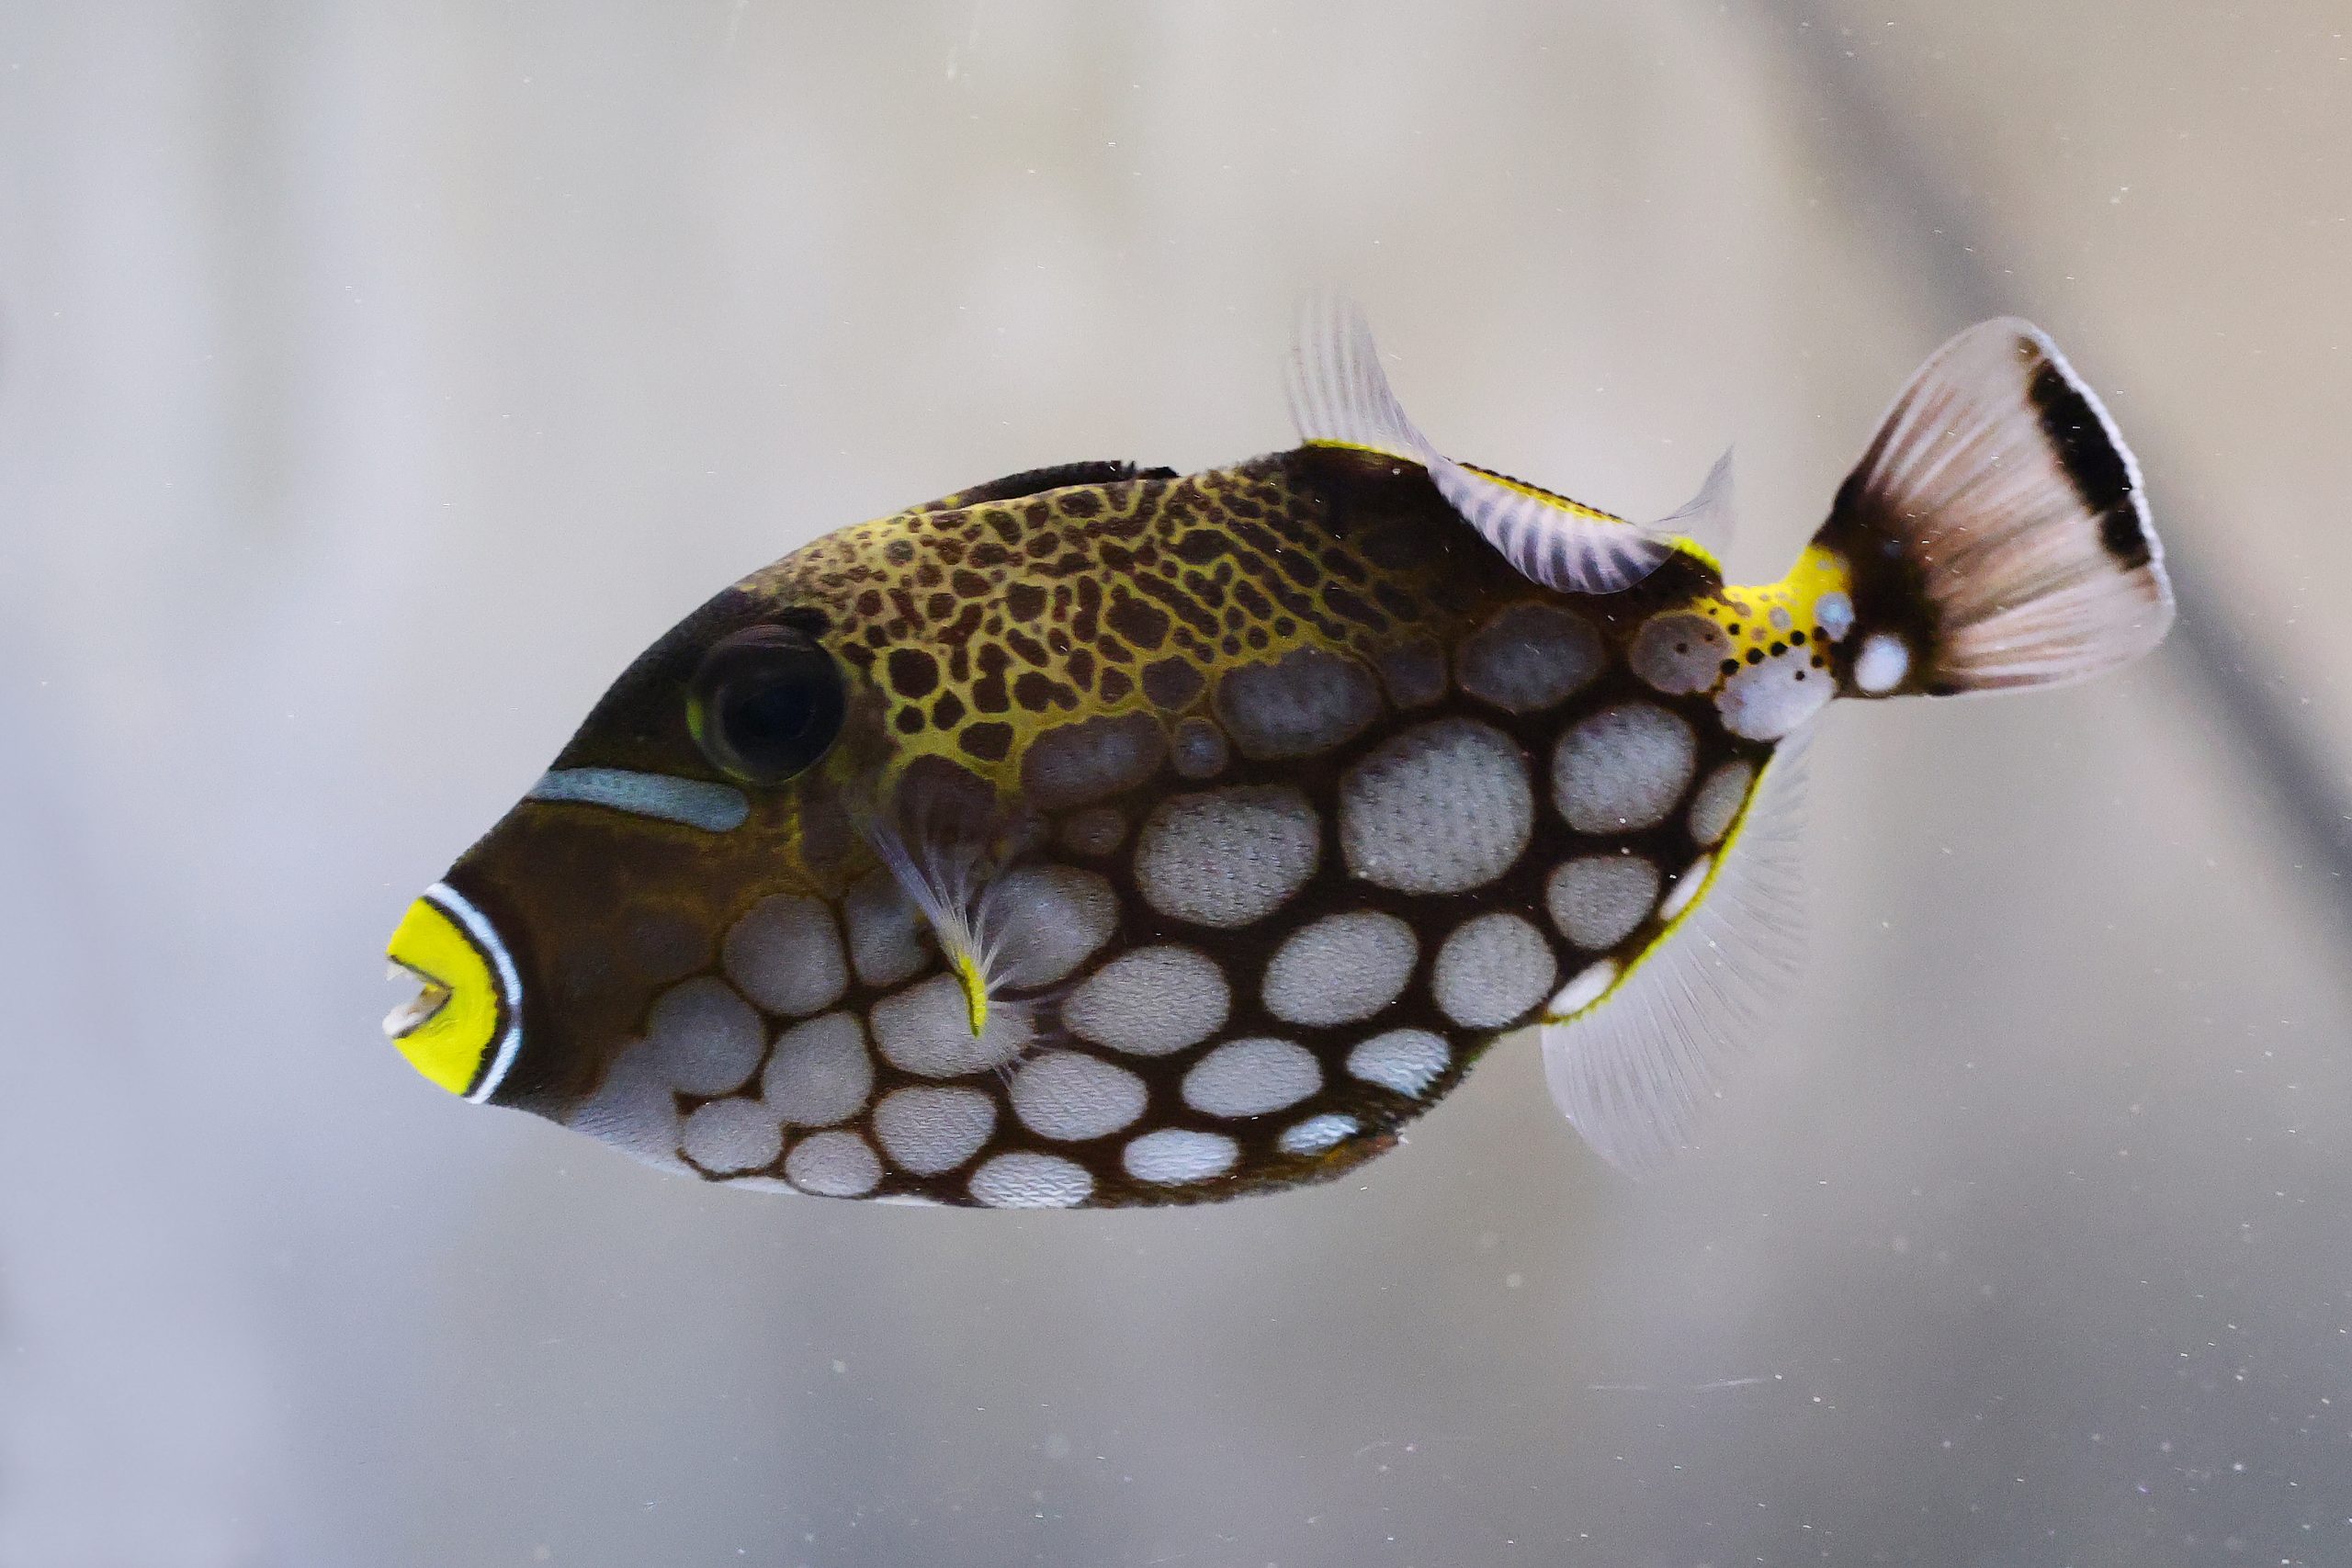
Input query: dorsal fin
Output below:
<box><xmin>1285</xmin><ymin>296</ymin><xmax>1692</xmax><ymax>596</ymax></box>
<box><xmin>1652</xmin><ymin>447</ymin><xmax>1737</xmax><ymax>564</ymax></box>
<box><xmin>918</xmin><ymin>460</ymin><xmax>1178</xmax><ymax>514</ymax></box>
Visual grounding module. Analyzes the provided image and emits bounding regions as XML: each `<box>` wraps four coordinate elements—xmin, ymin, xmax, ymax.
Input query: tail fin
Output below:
<box><xmin>1812</xmin><ymin>319</ymin><xmax>2174</xmax><ymax>698</ymax></box>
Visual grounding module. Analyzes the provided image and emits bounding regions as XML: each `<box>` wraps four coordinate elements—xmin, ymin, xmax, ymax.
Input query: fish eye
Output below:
<box><xmin>686</xmin><ymin>625</ymin><xmax>846</xmax><ymax>785</ymax></box>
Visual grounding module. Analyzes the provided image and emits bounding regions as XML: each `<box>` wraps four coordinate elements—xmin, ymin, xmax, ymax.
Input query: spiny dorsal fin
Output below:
<box><xmin>917</xmin><ymin>461</ymin><xmax>1178</xmax><ymax>514</ymax></box>
<box><xmin>1285</xmin><ymin>295</ymin><xmax>1693</xmax><ymax>596</ymax></box>
<box><xmin>1540</xmin><ymin>728</ymin><xmax>1812</xmax><ymax>1172</ymax></box>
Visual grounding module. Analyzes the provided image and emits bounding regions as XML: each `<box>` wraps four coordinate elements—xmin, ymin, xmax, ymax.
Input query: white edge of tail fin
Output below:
<box><xmin>1285</xmin><ymin>293</ymin><xmax>1679</xmax><ymax>596</ymax></box>
<box><xmin>1539</xmin><ymin>728</ymin><xmax>1812</xmax><ymax>1173</ymax></box>
<box><xmin>1826</xmin><ymin>317</ymin><xmax>2175</xmax><ymax>695</ymax></box>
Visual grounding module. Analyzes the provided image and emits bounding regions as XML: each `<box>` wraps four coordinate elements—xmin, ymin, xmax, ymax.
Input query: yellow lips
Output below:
<box><xmin>383</xmin><ymin>888</ymin><xmax>513</xmax><ymax>1097</ymax></box>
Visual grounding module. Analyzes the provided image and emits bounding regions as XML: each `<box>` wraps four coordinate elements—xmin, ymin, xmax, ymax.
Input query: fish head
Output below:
<box><xmin>378</xmin><ymin>459</ymin><xmax>1438</xmax><ymax>1197</ymax></box>
<box><xmin>382</xmin><ymin>566</ymin><xmax>897</xmax><ymax>1134</ymax></box>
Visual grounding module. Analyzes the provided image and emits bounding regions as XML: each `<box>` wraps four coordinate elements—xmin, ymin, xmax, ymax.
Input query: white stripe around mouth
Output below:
<box><xmin>424</xmin><ymin>881</ymin><xmax>525</xmax><ymax>1103</ymax></box>
<box><xmin>526</xmin><ymin>767</ymin><xmax>750</xmax><ymax>832</ymax></box>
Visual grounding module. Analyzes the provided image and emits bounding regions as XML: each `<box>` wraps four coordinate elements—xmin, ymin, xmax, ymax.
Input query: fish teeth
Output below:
<box><xmin>382</xmin><ymin>963</ymin><xmax>452</xmax><ymax>1040</ymax></box>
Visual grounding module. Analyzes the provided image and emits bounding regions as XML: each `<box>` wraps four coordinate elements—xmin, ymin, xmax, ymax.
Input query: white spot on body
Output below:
<box><xmin>722</xmin><ymin>895</ymin><xmax>849</xmax><ymax>1017</ymax></box>
<box><xmin>843</xmin><ymin>868</ymin><xmax>929</xmax><ymax>988</ymax></box>
<box><xmin>1009</xmin><ymin>1050</ymin><xmax>1148</xmax><ymax>1141</ymax></box>
<box><xmin>1062</xmin><ymin>945</ymin><xmax>1230</xmax><ymax>1055</ymax></box>
<box><xmin>1134</xmin><ymin>786</ymin><xmax>1320</xmax><ymax>927</ymax></box>
<box><xmin>1261</xmin><ymin>911</ymin><xmax>1418</xmax><ymax>1027</ymax></box>
<box><xmin>1687</xmin><ymin>761</ymin><xmax>1756</xmax><ymax>847</ymax></box>
<box><xmin>1213</xmin><ymin>645</ymin><xmax>1383</xmax><ymax>760</ymax></box>
<box><xmin>1629</xmin><ymin>613</ymin><xmax>1732</xmax><ymax>695</ymax></box>
<box><xmin>1553</xmin><ymin>704</ymin><xmax>1697</xmax><ymax>833</ymax></box>
<box><xmin>1546</xmin><ymin>856</ymin><xmax>1660</xmax><ymax>950</ymax></box>
<box><xmin>968</xmin><ymin>1151</ymin><xmax>1094</xmax><ymax>1208</ymax></box>
<box><xmin>870</xmin><ymin>973</ymin><xmax>1028</xmax><ymax>1077</ymax></box>
<box><xmin>1374</xmin><ymin>641</ymin><xmax>1448</xmax><ymax>708</ymax></box>
<box><xmin>1340</xmin><ymin>717</ymin><xmax>1532</xmax><ymax>894</ymax></box>
<box><xmin>1346</xmin><ymin>1030</ymin><xmax>1450</xmax><ymax>1097</ymax></box>
<box><xmin>990</xmin><ymin>865</ymin><xmax>1118</xmax><ymax>987</ymax></box>
<box><xmin>1549</xmin><ymin>960</ymin><xmax>1619</xmax><ymax>1018</ymax></box>
<box><xmin>1170</xmin><ymin>716</ymin><xmax>1230</xmax><ymax>779</ymax></box>
<box><xmin>641</xmin><ymin>976</ymin><xmax>764</xmax><ymax>1096</ymax></box>
<box><xmin>785</xmin><ymin>1129</ymin><xmax>882</xmax><ymax>1196</ymax></box>
<box><xmin>1854</xmin><ymin>632</ymin><xmax>1909</xmax><ymax>694</ymax></box>
<box><xmin>1717</xmin><ymin>647</ymin><xmax>1830</xmax><ymax>739</ymax></box>
<box><xmin>1814</xmin><ymin>591</ymin><xmax>1855</xmax><ymax>641</ymax></box>
<box><xmin>1123</xmin><ymin>1128</ymin><xmax>1239</xmax><ymax>1184</ymax></box>
<box><xmin>1431</xmin><ymin>913</ymin><xmax>1557</xmax><ymax>1029</ymax></box>
<box><xmin>564</xmin><ymin>1041</ymin><xmax>684</xmax><ymax>1172</ymax></box>
<box><xmin>680</xmin><ymin>1097</ymin><xmax>783</xmax><ymax>1173</ymax></box>
<box><xmin>761</xmin><ymin>1011</ymin><xmax>875</xmax><ymax>1125</ymax></box>
<box><xmin>1182</xmin><ymin>1037</ymin><xmax>1323</xmax><ymax>1118</ymax></box>
<box><xmin>1020</xmin><ymin>712</ymin><xmax>1165</xmax><ymax>808</ymax></box>
<box><xmin>1658</xmin><ymin>856</ymin><xmax>1713</xmax><ymax>921</ymax></box>
<box><xmin>1455</xmin><ymin>603</ymin><xmax>1602</xmax><ymax>712</ymax></box>
<box><xmin>1278</xmin><ymin>1113</ymin><xmax>1360</xmax><ymax>1156</ymax></box>
<box><xmin>872</xmin><ymin>1085</ymin><xmax>997</xmax><ymax>1175</ymax></box>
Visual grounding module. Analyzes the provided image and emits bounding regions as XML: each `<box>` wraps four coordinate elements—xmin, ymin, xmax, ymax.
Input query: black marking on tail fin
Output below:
<box><xmin>920</xmin><ymin>461</ymin><xmax>1178</xmax><ymax>513</ymax></box>
<box><xmin>2026</xmin><ymin>359</ymin><xmax>2153</xmax><ymax>570</ymax></box>
<box><xmin>1810</xmin><ymin>319</ymin><xmax>2173</xmax><ymax>696</ymax></box>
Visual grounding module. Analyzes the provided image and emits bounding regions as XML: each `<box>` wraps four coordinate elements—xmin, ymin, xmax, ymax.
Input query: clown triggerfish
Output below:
<box><xmin>384</xmin><ymin>301</ymin><xmax>2173</xmax><ymax>1207</ymax></box>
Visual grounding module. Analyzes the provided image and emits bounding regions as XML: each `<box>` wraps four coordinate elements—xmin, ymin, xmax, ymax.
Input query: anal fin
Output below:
<box><xmin>1540</xmin><ymin>729</ymin><xmax>1812</xmax><ymax>1172</ymax></box>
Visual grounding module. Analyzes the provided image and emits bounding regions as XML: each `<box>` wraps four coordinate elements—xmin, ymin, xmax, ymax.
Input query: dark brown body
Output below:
<box><xmin>447</xmin><ymin>449</ymin><xmax>1802</xmax><ymax>1204</ymax></box>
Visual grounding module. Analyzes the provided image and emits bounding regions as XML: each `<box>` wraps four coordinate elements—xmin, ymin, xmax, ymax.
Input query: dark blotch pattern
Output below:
<box><xmin>886</xmin><ymin>647</ymin><xmax>940</xmax><ymax>699</ymax></box>
<box><xmin>958</xmin><ymin>721</ymin><xmax>1014</xmax><ymax>761</ymax></box>
<box><xmin>756</xmin><ymin>447</ymin><xmax>1526</xmax><ymax>833</ymax></box>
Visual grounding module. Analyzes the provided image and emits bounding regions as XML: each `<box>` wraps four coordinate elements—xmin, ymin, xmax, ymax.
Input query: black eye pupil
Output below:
<box><xmin>690</xmin><ymin>626</ymin><xmax>845</xmax><ymax>784</ymax></box>
<box><xmin>724</xmin><ymin>678</ymin><xmax>818</xmax><ymax>756</ymax></box>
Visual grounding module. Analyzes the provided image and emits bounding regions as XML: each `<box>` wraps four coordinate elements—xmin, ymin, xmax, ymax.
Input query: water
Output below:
<box><xmin>3</xmin><ymin>3</ymin><xmax>2349</xmax><ymax>1562</ymax></box>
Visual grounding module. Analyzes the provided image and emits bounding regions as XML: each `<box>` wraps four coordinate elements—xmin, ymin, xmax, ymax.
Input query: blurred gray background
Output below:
<box><xmin>3</xmin><ymin>3</ymin><xmax>2348</xmax><ymax>1564</ymax></box>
